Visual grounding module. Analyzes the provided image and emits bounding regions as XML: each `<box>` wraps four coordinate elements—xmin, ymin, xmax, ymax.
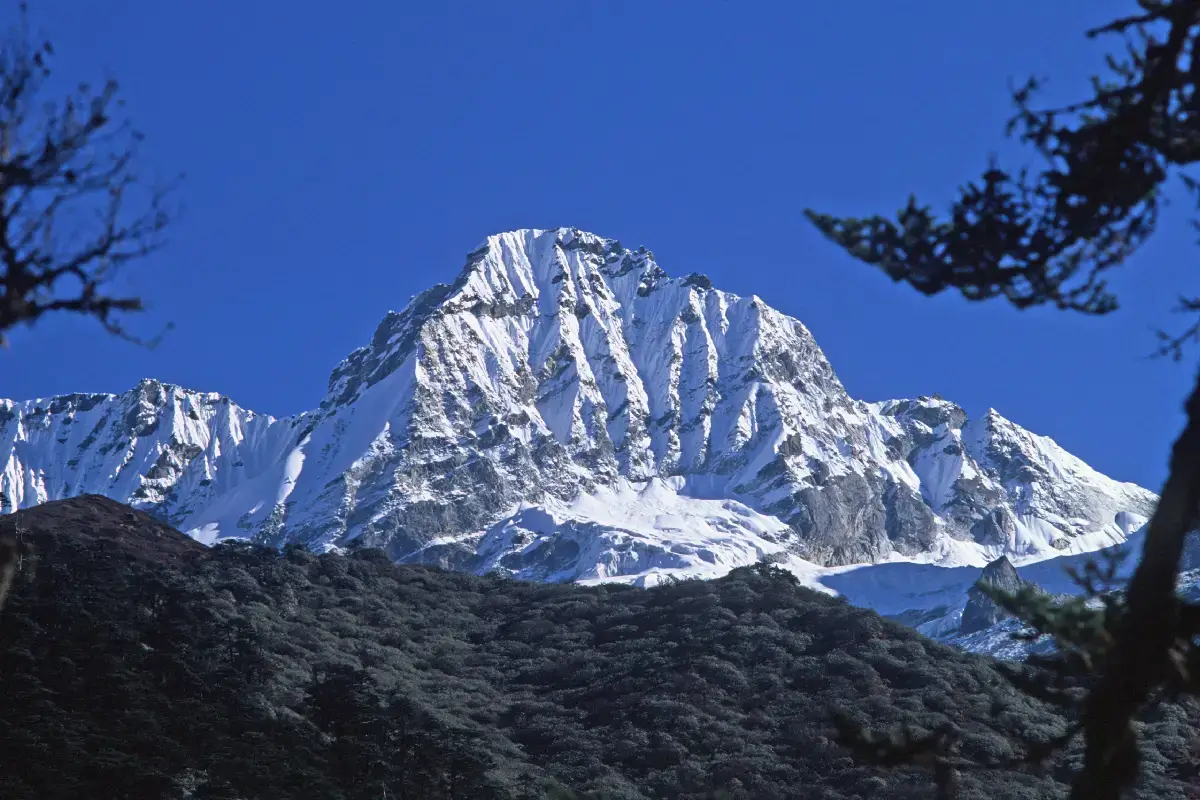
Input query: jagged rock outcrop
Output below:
<box><xmin>960</xmin><ymin>556</ymin><xmax>1029</xmax><ymax>634</ymax></box>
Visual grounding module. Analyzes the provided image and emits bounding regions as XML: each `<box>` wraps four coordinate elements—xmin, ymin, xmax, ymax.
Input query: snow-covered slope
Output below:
<box><xmin>837</xmin><ymin>526</ymin><xmax>1200</xmax><ymax>661</ymax></box>
<box><xmin>0</xmin><ymin>228</ymin><xmax>1158</xmax><ymax>599</ymax></box>
<box><xmin>0</xmin><ymin>381</ymin><xmax>304</xmax><ymax>544</ymax></box>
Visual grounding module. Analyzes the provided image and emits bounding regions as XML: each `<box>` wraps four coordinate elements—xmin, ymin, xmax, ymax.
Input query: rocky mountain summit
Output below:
<box><xmin>0</xmin><ymin>228</ymin><xmax>1157</xmax><ymax>593</ymax></box>
<box><xmin>960</xmin><ymin>556</ymin><xmax>1029</xmax><ymax>635</ymax></box>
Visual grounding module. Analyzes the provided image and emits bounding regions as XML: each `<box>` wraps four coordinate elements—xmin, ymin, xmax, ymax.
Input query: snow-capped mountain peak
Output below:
<box><xmin>0</xmin><ymin>228</ymin><xmax>1157</xmax><ymax>587</ymax></box>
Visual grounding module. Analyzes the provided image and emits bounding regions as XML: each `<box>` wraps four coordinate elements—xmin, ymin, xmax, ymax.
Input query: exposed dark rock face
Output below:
<box><xmin>789</xmin><ymin>473</ymin><xmax>889</xmax><ymax>564</ymax></box>
<box><xmin>960</xmin><ymin>555</ymin><xmax>1029</xmax><ymax>634</ymax></box>
<box><xmin>970</xmin><ymin>508</ymin><xmax>1017</xmax><ymax>548</ymax></box>
<box><xmin>881</xmin><ymin>480</ymin><xmax>940</xmax><ymax>556</ymax></box>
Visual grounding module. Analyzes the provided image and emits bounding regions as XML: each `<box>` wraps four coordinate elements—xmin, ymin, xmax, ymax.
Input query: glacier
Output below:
<box><xmin>0</xmin><ymin>227</ymin><xmax>1159</xmax><ymax>640</ymax></box>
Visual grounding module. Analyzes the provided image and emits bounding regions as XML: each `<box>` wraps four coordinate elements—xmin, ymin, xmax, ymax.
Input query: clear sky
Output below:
<box><xmin>5</xmin><ymin>1</ymin><xmax>1190</xmax><ymax>492</ymax></box>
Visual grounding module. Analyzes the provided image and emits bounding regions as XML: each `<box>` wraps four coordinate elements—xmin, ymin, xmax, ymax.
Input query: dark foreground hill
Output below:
<box><xmin>0</xmin><ymin>497</ymin><xmax>1195</xmax><ymax>799</ymax></box>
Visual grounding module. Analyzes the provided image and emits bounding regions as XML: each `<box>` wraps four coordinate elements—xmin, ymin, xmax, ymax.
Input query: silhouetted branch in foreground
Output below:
<box><xmin>809</xmin><ymin>1</ymin><xmax>1200</xmax><ymax>795</ymax></box>
<box><xmin>0</xmin><ymin>3</ymin><xmax>177</xmax><ymax>348</ymax></box>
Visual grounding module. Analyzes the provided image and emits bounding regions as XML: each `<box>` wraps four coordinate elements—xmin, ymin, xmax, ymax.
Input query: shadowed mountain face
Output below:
<box><xmin>0</xmin><ymin>229</ymin><xmax>1155</xmax><ymax>585</ymax></box>
<box><xmin>960</xmin><ymin>556</ymin><xmax>1028</xmax><ymax>635</ymax></box>
<box><xmin>1</xmin><ymin>495</ymin><xmax>1196</xmax><ymax>799</ymax></box>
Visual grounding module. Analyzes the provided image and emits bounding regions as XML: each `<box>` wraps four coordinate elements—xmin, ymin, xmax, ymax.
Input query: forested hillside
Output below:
<box><xmin>0</xmin><ymin>496</ymin><xmax>1195</xmax><ymax>799</ymax></box>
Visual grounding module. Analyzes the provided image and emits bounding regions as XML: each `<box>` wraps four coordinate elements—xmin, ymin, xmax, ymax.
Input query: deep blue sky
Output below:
<box><xmin>5</xmin><ymin>2</ymin><xmax>1191</xmax><ymax>491</ymax></box>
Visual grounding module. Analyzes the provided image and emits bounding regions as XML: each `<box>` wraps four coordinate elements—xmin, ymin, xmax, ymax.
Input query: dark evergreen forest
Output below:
<box><xmin>1</xmin><ymin>496</ymin><xmax>1196</xmax><ymax>799</ymax></box>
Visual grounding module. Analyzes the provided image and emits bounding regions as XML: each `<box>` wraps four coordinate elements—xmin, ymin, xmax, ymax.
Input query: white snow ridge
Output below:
<box><xmin>0</xmin><ymin>228</ymin><xmax>1157</xmax><ymax>633</ymax></box>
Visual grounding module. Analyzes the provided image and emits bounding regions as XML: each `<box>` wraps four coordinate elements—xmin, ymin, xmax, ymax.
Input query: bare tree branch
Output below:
<box><xmin>0</xmin><ymin>3</ymin><xmax>177</xmax><ymax>348</ymax></box>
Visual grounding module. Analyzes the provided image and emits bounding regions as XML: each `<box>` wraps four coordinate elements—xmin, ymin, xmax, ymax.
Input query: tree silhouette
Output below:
<box><xmin>806</xmin><ymin>2</ymin><xmax>1200</xmax><ymax>797</ymax></box>
<box><xmin>0</xmin><ymin>7</ymin><xmax>175</xmax><ymax>346</ymax></box>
